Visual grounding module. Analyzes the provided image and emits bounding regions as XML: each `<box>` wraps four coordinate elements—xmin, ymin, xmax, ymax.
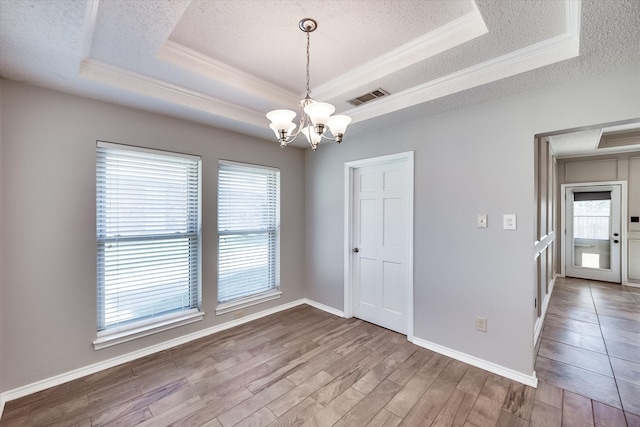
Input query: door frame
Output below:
<box><xmin>343</xmin><ymin>151</ymin><xmax>414</xmax><ymax>340</ymax></box>
<box><xmin>560</xmin><ymin>180</ymin><xmax>627</xmax><ymax>285</ymax></box>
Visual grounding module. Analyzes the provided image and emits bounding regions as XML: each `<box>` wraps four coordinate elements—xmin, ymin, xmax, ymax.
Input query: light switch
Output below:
<box><xmin>477</xmin><ymin>214</ymin><xmax>487</xmax><ymax>228</ymax></box>
<box><xmin>503</xmin><ymin>214</ymin><xmax>516</xmax><ymax>230</ymax></box>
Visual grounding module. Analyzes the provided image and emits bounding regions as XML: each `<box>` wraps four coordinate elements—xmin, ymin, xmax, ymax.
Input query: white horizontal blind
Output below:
<box><xmin>218</xmin><ymin>161</ymin><xmax>280</xmax><ymax>303</ymax></box>
<box><xmin>96</xmin><ymin>142</ymin><xmax>201</xmax><ymax>331</ymax></box>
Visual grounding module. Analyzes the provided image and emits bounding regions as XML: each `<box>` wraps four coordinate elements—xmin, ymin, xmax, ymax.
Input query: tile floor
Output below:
<box><xmin>535</xmin><ymin>276</ymin><xmax>640</xmax><ymax>423</ymax></box>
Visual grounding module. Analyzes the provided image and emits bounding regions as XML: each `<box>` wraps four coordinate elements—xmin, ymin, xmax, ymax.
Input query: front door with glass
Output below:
<box><xmin>565</xmin><ymin>185</ymin><xmax>621</xmax><ymax>283</ymax></box>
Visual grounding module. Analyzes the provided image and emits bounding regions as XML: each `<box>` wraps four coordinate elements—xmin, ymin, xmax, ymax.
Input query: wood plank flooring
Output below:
<box><xmin>1</xmin><ymin>277</ymin><xmax>639</xmax><ymax>426</ymax></box>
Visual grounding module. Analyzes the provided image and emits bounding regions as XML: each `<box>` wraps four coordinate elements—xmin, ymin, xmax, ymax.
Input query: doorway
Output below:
<box><xmin>344</xmin><ymin>152</ymin><xmax>414</xmax><ymax>339</ymax></box>
<box><xmin>563</xmin><ymin>183</ymin><xmax>623</xmax><ymax>283</ymax></box>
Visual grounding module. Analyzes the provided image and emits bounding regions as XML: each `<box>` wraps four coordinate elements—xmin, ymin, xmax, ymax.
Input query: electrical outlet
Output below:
<box><xmin>475</xmin><ymin>316</ymin><xmax>487</xmax><ymax>332</ymax></box>
<box><xmin>503</xmin><ymin>214</ymin><xmax>516</xmax><ymax>230</ymax></box>
<box><xmin>477</xmin><ymin>214</ymin><xmax>488</xmax><ymax>228</ymax></box>
<box><xmin>234</xmin><ymin>310</ymin><xmax>244</xmax><ymax>319</ymax></box>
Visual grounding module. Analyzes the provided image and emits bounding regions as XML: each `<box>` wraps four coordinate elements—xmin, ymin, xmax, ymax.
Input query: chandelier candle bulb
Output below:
<box><xmin>265</xmin><ymin>18</ymin><xmax>351</xmax><ymax>150</ymax></box>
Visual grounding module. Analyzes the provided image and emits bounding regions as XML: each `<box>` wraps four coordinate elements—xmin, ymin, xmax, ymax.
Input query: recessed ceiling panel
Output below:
<box><xmin>168</xmin><ymin>0</ymin><xmax>475</xmax><ymax>93</ymax></box>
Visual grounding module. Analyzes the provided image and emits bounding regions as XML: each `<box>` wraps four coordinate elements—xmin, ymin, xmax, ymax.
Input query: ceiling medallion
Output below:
<box><xmin>266</xmin><ymin>18</ymin><xmax>351</xmax><ymax>151</ymax></box>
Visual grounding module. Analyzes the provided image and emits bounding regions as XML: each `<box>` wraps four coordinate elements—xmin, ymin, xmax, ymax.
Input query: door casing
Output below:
<box><xmin>560</xmin><ymin>180</ymin><xmax>628</xmax><ymax>285</ymax></box>
<box><xmin>344</xmin><ymin>151</ymin><xmax>414</xmax><ymax>341</ymax></box>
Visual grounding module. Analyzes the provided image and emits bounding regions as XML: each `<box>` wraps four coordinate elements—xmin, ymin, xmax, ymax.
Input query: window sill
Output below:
<box><xmin>93</xmin><ymin>309</ymin><xmax>204</xmax><ymax>350</ymax></box>
<box><xmin>216</xmin><ymin>290</ymin><xmax>282</xmax><ymax>315</ymax></box>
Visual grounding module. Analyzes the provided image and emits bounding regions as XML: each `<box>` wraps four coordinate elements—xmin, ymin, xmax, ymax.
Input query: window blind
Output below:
<box><xmin>96</xmin><ymin>142</ymin><xmax>201</xmax><ymax>331</ymax></box>
<box><xmin>218</xmin><ymin>161</ymin><xmax>280</xmax><ymax>303</ymax></box>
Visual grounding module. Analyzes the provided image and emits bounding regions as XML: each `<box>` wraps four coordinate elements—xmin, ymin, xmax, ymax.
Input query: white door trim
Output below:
<box><xmin>344</xmin><ymin>151</ymin><xmax>414</xmax><ymax>340</ymax></box>
<box><xmin>560</xmin><ymin>180</ymin><xmax>627</xmax><ymax>285</ymax></box>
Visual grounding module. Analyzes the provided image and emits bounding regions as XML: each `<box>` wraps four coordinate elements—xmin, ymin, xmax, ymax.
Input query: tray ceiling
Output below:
<box><xmin>1</xmin><ymin>0</ymin><xmax>639</xmax><ymax>148</ymax></box>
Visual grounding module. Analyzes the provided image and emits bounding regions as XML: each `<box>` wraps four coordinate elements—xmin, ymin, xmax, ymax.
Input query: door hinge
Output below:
<box><xmin>534</xmin><ymin>298</ymin><xmax>538</xmax><ymax>309</ymax></box>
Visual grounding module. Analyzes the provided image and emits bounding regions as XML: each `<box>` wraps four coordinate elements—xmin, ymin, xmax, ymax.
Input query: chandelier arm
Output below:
<box><xmin>286</xmin><ymin>114</ymin><xmax>308</xmax><ymax>139</ymax></box>
<box><xmin>284</xmin><ymin>132</ymin><xmax>301</xmax><ymax>144</ymax></box>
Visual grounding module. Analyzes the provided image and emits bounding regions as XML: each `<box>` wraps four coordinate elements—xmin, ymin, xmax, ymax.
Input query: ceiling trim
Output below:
<box><xmin>313</xmin><ymin>4</ymin><xmax>488</xmax><ymax>102</ymax></box>
<box><xmin>79</xmin><ymin>58</ymin><xmax>267</xmax><ymax>127</ymax></box>
<box><xmin>75</xmin><ymin>0</ymin><xmax>582</xmax><ymax>133</ymax></box>
<box><xmin>81</xmin><ymin>0</ymin><xmax>99</xmax><ymax>60</ymax></box>
<box><xmin>344</xmin><ymin>2</ymin><xmax>581</xmax><ymax>124</ymax></box>
<box><xmin>158</xmin><ymin>40</ymin><xmax>301</xmax><ymax>107</ymax></box>
<box><xmin>566</xmin><ymin>0</ymin><xmax>581</xmax><ymax>38</ymax></box>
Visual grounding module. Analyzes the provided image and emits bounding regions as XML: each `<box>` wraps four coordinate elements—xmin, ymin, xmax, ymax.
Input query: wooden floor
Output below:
<box><xmin>1</xmin><ymin>279</ymin><xmax>639</xmax><ymax>426</ymax></box>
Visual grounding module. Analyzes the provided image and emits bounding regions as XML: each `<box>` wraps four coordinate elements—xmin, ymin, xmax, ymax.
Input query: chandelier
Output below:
<box><xmin>266</xmin><ymin>18</ymin><xmax>351</xmax><ymax>151</ymax></box>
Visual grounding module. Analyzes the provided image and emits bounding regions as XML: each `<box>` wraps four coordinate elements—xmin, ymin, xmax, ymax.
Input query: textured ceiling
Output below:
<box><xmin>170</xmin><ymin>1</ymin><xmax>475</xmax><ymax>92</ymax></box>
<box><xmin>549</xmin><ymin>122</ymin><xmax>640</xmax><ymax>159</ymax></box>
<box><xmin>1</xmin><ymin>0</ymin><xmax>639</xmax><ymax>151</ymax></box>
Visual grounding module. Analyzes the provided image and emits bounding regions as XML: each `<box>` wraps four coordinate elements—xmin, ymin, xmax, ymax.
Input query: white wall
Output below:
<box><xmin>305</xmin><ymin>64</ymin><xmax>640</xmax><ymax>377</ymax></box>
<box><xmin>0</xmin><ymin>80</ymin><xmax>306</xmax><ymax>392</ymax></box>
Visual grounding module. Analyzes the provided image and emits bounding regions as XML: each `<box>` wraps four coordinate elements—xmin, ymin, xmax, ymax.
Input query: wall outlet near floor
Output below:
<box><xmin>475</xmin><ymin>316</ymin><xmax>488</xmax><ymax>332</ymax></box>
<box><xmin>234</xmin><ymin>310</ymin><xmax>245</xmax><ymax>320</ymax></box>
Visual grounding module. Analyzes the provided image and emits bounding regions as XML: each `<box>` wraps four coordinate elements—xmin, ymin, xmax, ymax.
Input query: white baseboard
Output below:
<box><xmin>412</xmin><ymin>337</ymin><xmax>538</xmax><ymax>388</ymax></box>
<box><xmin>0</xmin><ymin>297</ymin><xmax>345</xmax><ymax>418</ymax></box>
<box><xmin>3</xmin><ymin>297</ymin><xmax>544</xmax><ymax>419</ymax></box>
<box><xmin>1</xmin><ymin>298</ymin><xmax>330</xmax><ymax>413</ymax></box>
<box><xmin>304</xmin><ymin>298</ymin><xmax>345</xmax><ymax>318</ymax></box>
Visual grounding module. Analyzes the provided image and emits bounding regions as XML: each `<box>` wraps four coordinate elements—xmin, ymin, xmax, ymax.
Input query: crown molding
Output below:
<box><xmin>79</xmin><ymin>58</ymin><xmax>267</xmax><ymax>127</ymax></box>
<box><xmin>312</xmin><ymin>6</ymin><xmax>488</xmax><ymax>102</ymax></box>
<box><xmin>75</xmin><ymin>0</ymin><xmax>581</xmax><ymax>134</ymax></box>
<box><xmin>345</xmin><ymin>32</ymin><xmax>580</xmax><ymax>123</ymax></box>
<box><xmin>566</xmin><ymin>0</ymin><xmax>582</xmax><ymax>39</ymax></box>
<box><xmin>344</xmin><ymin>0</ymin><xmax>581</xmax><ymax>123</ymax></box>
<box><xmin>158</xmin><ymin>40</ymin><xmax>301</xmax><ymax>107</ymax></box>
<box><xmin>80</xmin><ymin>0</ymin><xmax>100</xmax><ymax>60</ymax></box>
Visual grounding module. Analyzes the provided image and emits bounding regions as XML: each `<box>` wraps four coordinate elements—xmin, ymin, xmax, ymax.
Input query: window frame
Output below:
<box><xmin>94</xmin><ymin>141</ymin><xmax>203</xmax><ymax>350</ymax></box>
<box><xmin>216</xmin><ymin>160</ymin><xmax>281</xmax><ymax>315</ymax></box>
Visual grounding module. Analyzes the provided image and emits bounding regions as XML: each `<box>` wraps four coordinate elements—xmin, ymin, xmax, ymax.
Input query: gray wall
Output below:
<box><xmin>305</xmin><ymin>64</ymin><xmax>640</xmax><ymax>376</ymax></box>
<box><xmin>0</xmin><ymin>80</ymin><xmax>306</xmax><ymax>392</ymax></box>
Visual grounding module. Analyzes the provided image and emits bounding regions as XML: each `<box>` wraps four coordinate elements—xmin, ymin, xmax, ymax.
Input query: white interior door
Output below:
<box><xmin>351</xmin><ymin>158</ymin><xmax>411</xmax><ymax>334</ymax></box>
<box><xmin>565</xmin><ymin>185</ymin><xmax>621</xmax><ymax>283</ymax></box>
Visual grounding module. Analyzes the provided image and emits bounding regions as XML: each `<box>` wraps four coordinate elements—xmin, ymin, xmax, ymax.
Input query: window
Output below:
<box><xmin>217</xmin><ymin>161</ymin><xmax>280</xmax><ymax>313</ymax></box>
<box><xmin>95</xmin><ymin>141</ymin><xmax>202</xmax><ymax>349</ymax></box>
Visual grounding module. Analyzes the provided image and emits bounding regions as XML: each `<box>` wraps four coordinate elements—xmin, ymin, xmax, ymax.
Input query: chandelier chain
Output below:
<box><xmin>305</xmin><ymin>27</ymin><xmax>311</xmax><ymax>97</ymax></box>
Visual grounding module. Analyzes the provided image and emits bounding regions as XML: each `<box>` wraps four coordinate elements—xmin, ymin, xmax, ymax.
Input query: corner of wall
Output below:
<box><xmin>0</xmin><ymin>77</ymin><xmax>5</xmax><ymax>413</ymax></box>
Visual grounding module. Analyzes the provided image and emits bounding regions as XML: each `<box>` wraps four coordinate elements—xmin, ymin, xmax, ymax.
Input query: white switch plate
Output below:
<box><xmin>503</xmin><ymin>214</ymin><xmax>516</xmax><ymax>230</ymax></box>
<box><xmin>477</xmin><ymin>214</ymin><xmax>487</xmax><ymax>228</ymax></box>
<box><xmin>476</xmin><ymin>316</ymin><xmax>487</xmax><ymax>332</ymax></box>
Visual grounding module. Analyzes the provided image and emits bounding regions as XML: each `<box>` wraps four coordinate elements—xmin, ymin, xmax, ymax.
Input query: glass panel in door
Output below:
<box><xmin>572</xmin><ymin>193</ymin><xmax>611</xmax><ymax>270</ymax></box>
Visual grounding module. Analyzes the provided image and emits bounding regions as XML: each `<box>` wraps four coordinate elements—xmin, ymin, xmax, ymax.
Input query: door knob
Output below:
<box><xmin>352</xmin><ymin>248</ymin><xmax>359</xmax><ymax>253</ymax></box>
<box><xmin>613</xmin><ymin>240</ymin><xmax>619</xmax><ymax>244</ymax></box>
<box><xmin>613</xmin><ymin>232</ymin><xmax>619</xmax><ymax>237</ymax></box>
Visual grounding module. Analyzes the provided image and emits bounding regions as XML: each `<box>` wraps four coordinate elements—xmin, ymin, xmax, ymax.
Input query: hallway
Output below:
<box><xmin>535</xmin><ymin>277</ymin><xmax>640</xmax><ymax>425</ymax></box>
